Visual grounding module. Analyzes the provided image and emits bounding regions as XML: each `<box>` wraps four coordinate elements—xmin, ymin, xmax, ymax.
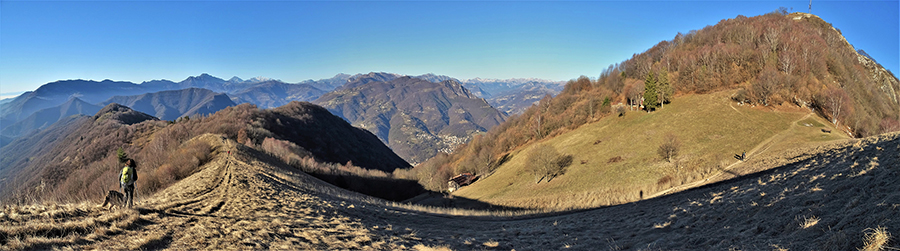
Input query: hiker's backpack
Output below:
<box><xmin>121</xmin><ymin>166</ymin><xmax>135</xmax><ymax>185</ymax></box>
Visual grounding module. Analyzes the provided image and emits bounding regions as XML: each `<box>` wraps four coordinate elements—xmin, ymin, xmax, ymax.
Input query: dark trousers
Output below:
<box><xmin>123</xmin><ymin>184</ymin><xmax>135</xmax><ymax>208</ymax></box>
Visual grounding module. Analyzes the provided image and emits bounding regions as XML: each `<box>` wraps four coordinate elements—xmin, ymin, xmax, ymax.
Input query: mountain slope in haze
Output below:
<box><xmin>101</xmin><ymin>88</ymin><xmax>237</xmax><ymax>121</ymax></box>
<box><xmin>0</xmin><ymin>97</ymin><xmax>101</xmax><ymax>139</ymax></box>
<box><xmin>230</xmin><ymin>81</ymin><xmax>326</xmax><ymax>109</ymax></box>
<box><xmin>483</xmin><ymin>80</ymin><xmax>565</xmax><ymax>114</ymax></box>
<box><xmin>463</xmin><ymin>77</ymin><xmax>565</xmax><ymax>99</ymax></box>
<box><xmin>0</xmin><ymin>80</ymin><xmax>166</xmax><ymax>127</ymax></box>
<box><xmin>299</xmin><ymin>73</ymin><xmax>353</xmax><ymax>92</ymax></box>
<box><xmin>411</xmin><ymin>73</ymin><xmax>565</xmax><ymax>114</ymax></box>
<box><xmin>315</xmin><ymin>75</ymin><xmax>507</xmax><ymax>164</ymax></box>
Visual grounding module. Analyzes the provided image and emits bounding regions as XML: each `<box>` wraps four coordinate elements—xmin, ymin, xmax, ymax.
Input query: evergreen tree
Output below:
<box><xmin>117</xmin><ymin>147</ymin><xmax>128</xmax><ymax>165</ymax></box>
<box><xmin>643</xmin><ymin>72</ymin><xmax>658</xmax><ymax>111</ymax></box>
<box><xmin>656</xmin><ymin>70</ymin><xmax>673</xmax><ymax>108</ymax></box>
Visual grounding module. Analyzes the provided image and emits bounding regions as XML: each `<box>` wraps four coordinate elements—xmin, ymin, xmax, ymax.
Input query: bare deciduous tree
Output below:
<box><xmin>527</xmin><ymin>144</ymin><xmax>570</xmax><ymax>183</ymax></box>
<box><xmin>818</xmin><ymin>86</ymin><xmax>853</xmax><ymax>128</ymax></box>
<box><xmin>657</xmin><ymin>133</ymin><xmax>681</xmax><ymax>163</ymax></box>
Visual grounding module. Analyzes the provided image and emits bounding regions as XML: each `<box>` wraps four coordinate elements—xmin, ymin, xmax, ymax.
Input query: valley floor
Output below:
<box><xmin>2</xmin><ymin>133</ymin><xmax>898</xmax><ymax>250</ymax></box>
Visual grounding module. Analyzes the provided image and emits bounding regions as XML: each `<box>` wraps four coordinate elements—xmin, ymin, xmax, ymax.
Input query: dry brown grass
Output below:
<box><xmin>861</xmin><ymin>227</ymin><xmax>894</xmax><ymax>251</ymax></box>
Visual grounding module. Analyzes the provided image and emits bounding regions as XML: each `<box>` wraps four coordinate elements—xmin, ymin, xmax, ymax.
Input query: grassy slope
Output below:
<box><xmin>453</xmin><ymin>91</ymin><xmax>848</xmax><ymax>210</ymax></box>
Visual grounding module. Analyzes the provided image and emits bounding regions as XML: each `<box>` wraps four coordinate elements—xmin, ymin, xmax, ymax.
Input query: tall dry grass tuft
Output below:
<box><xmin>798</xmin><ymin>215</ymin><xmax>820</xmax><ymax>229</ymax></box>
<box><xmin>860</xmin><ymin>226</ymin><xmax>893</xmax><ymax>251</ymax></box>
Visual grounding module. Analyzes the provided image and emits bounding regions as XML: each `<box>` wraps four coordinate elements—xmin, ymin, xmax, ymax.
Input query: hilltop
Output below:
<box><xmin>415</xmin><ymin>11</ymin><xmax>899</xmax><ymax>207</ymax></box>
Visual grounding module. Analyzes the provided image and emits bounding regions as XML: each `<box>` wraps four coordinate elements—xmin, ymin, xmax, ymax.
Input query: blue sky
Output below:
<box><xmin>1</xmin><ymin>0</ymin><xmax>897</xmax><ymax>95</ymax></box>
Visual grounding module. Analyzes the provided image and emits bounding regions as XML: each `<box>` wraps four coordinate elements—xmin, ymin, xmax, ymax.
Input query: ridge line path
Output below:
<box><xmin>647</xmin><ymin>111</ymin><xmax>815</xmax><ymax>199</ymax></box>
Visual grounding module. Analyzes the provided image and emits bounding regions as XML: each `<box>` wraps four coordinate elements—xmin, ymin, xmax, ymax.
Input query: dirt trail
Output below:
<box><xmin>2</xmin><ymin>132</ymin><xmax>898</xmax><ymax>250</ymax></box>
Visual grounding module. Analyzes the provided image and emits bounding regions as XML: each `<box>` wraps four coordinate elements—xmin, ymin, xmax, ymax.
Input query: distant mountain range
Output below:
<box><xmin>0</xmin><ymin>88</ymin><xmax>236</xmax><ymax>140</ymax></box>
<box><xmin>464</xmin><ymin>78</ymin><xmax>565</xmax><ymax>114</ymax></box>
<box><xmin>0</xmin><ymin>72</ymin><xmax>564</xmax><ymax>157</ymax></box>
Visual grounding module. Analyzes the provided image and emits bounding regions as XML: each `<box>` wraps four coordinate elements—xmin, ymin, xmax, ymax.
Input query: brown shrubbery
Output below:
<box><xmin>140</xmin><ymin>140</ymin><xmax>212</xmax><ymax>195</ymax></box>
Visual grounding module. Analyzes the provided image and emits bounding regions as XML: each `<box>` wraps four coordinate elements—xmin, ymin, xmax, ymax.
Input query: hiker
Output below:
<box><xmin>120</xmin><ymin>159</ymin><xmax>138</xmax><ymax>208</ymax></box>
<box><xmin>741</xmin><ymin>151</ymin><xmax>746</xmax><ymax>161</ymax></box>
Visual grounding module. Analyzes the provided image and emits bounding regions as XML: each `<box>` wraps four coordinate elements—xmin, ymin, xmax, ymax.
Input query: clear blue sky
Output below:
<box><xmin>1</xmin><ymin>0</ymin><xmax>897</xmax><ymax>95</ymax></box>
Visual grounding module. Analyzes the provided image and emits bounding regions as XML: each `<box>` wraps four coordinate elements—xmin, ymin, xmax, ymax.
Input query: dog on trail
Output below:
<box><xmin>101</xmin><ymin>190</ymin><xmax>125</xmax><ymax>210</ymax></box>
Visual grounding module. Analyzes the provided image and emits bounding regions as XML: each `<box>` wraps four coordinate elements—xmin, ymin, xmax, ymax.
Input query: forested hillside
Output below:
<box><xmin>414</xmin><ymin>11</ymin><xmax>900</xmax><ymax>191</ymax></box>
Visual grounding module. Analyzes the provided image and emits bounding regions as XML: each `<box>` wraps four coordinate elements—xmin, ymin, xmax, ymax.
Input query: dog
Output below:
<box><xmin>101</xmin><ymin>190</ymin><xmax>125</xmax><ymax>210</ymax></box>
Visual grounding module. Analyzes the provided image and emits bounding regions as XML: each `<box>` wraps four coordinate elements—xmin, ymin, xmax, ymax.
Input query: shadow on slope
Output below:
<box><xmin>403</xmin><ymin>192</ymin><xmax>530</xmax><ymax>212</ymax></box>
<box><xmin>309</xmin><ymin>173</ymin><xmax>425</xmax><ymax>202</ymax></box>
